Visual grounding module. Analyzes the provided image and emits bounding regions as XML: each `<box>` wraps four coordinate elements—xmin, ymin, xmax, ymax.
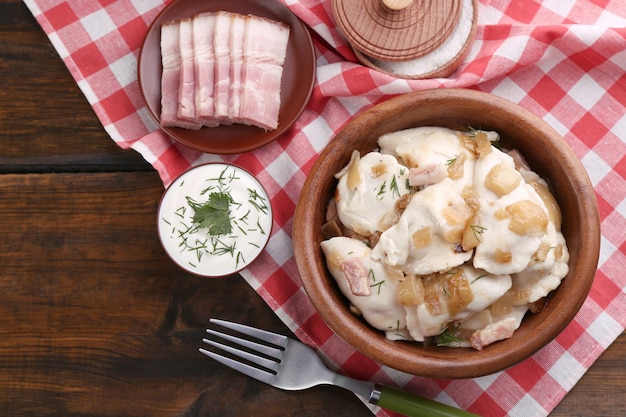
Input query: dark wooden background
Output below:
<box><xmin>0</xmin><ymin>1</ymin><xmax>623</xmax><ymax>416</ymax></box>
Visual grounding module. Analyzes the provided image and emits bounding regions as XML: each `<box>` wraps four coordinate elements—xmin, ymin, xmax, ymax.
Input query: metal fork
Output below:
<box><xmin>199</xmin><ymin>318</ymin><xmax>480</xmax><ymax>417</ymax></box>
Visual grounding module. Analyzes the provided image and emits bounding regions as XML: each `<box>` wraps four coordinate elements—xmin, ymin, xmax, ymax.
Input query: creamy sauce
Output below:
<box><xmin>158</xmin><ymin>163</ymin><xmax>272</xmax><ymax>277</ymax></box>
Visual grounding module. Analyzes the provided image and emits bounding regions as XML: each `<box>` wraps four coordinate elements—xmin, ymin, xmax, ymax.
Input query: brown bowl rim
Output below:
<box><xmin>293</xmin><ymin>88</ymin><xmax>600</xmax><ymax>379</ymax></box>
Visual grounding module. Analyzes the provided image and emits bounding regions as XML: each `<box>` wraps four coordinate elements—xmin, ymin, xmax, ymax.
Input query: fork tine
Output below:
<box><xmin>205</xmin><ymin>328</ymin><xmax>283</xmax><ymax>359</ymax></box>
<box><xmin>200</xmin><ymin>319</ymin><xmax>289</xmax><ymax>386</ymax></box>
<box><xmin>199</xmin><ymin>346</ymin><xmax>274</xmax><ymax>385</ymax></box>
<box><xmin>210</xmin><ymin>318</ymin><xmax>288</xmax><ymax>348</ymax></box>
<box><xmin>202</xmin><ymin>338</ymin><xmax>279</xmax><ymax>372</ymax></box>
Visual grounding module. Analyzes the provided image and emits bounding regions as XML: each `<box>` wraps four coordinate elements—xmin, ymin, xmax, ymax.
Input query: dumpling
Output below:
<box><xmin>470</xmin><ymin>148</ymin><xmax>552</xmax><ymax>275</ymax></box>
<box><xmin>371</xmin><ymin>178</ymin><xmax>473</xmax><ymax>275</ymax></box>
<box><xmin>335</xmin><ymin>151</ymin><xmax>411</xmax><ymax>236</ymax></box>
<box><xmin>321</xmin><ymin>236</ymin><xmax>407</xmax><ymax>338</ymax></box>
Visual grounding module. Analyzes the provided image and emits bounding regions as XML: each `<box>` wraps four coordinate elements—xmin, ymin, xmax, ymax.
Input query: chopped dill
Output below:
<box><xmin>390</xmin><ymin>175</ymin><xmax>401</xmax><ymax>198</ymax></box>
<box><xmin>368</xmin><ymin>268</ymin><xmax>385</xmax><ymax>294</ymax></box>
<box><xmin>445</xmin><ymin>155</ymin><xmax>458</xmax><ymax>166</ymax></box>
<box><xmin>235</xmin><ymin>251</ymin><xmax>246</xmax><ymax>268</ymax></box>
<box><xmin>257</xmin><ymin>218</ymin><xmax>266</xmax><ymax>234</ymax></box>
<box><xmin>236</xmin><ymin>223</ymin><xmax>248</xmax><ymax>236</ymax></box>
<box><xmin>248</xmin><ymin>188</ymin><xmax>269</xmax><ymax>214</ymax></box>
<box><xmin>442</xmin><ymin>285</ymin><xmax>451</xmax><ymax>298</ymax></box>
<box><xmin>370</xmin><ymin>280</ymin><xmax>386</xmax><ymax>295</ymax></box>
<box><xmin>466</xmin><ymin>125</ymin><xmax>502</xmax><ymax>150</ymax></box>
<box><xmin>471</xmin><ymin>274</ymin><xmax>487</xmax><ymax>284</ymax></box>
<box><xmin>465</xmin><ymin>125</ymin><xmax>480</xmax><ymax>137</ymax></box>
<box><xmin>470</xmin><ymin>224</ymin><xmax>487</xmax><ymax>242</ymax></box>
<box><xmin>239</xmin><ymin>209</ymin><xmax>251</xmax><ymax>224</ymax></box>
<box><xmin>376</xmin><ymin>181</ymin><xmax>387</xmax><ymax>199</ymax></box>
<box><xmin>436</xmin><ymin>324</ymin><xmax>466</xmax><ymax>347</ymax></box>
<box><xmin>175</xmin><ymin>206</ymin><xmax>186</xmax><ymax>218</ymax></box>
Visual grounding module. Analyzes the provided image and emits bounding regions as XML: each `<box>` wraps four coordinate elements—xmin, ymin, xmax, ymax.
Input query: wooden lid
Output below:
<box><xmin>332</xmin><ymin>0</ymin><xmax>461</xmax><ymax>62</ymax></box>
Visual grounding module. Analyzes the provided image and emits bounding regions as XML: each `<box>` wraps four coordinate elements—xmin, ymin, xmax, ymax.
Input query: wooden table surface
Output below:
<box><xmin>1</xmin><ymin>2</ymin><xmax>624</xmax><ymax>416</ymax></box>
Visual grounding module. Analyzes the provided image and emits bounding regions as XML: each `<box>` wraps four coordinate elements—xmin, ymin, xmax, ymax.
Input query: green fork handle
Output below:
<box><xmin>373</xmin><ymin>385</ymin><xmax>481</xmax><ymax>417</ymax></box>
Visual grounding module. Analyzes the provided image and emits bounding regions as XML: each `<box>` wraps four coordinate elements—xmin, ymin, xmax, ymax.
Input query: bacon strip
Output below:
<box><xmin>470</xmin><ymin>317</ymin><xmax>516</xmax><ymax>351</ymax></box>
<box><xmin>212</xmin><ymin>12</ymin><xmax>233</xmax><ymax>124</ymax></box>
<box><xmin>228</xmin><ymin>14</ymin><xmax>246</xmax><ymax>122</ymax></box>
<box><xmin>192</xmin><ymin>13</ymin><xmax>219</xmax><ymax>126</ymax></box>
<box><xmin>408</xmin><ymin>164</ymin><xmax>447</xmax><ymax>187</ymax></box>
<box><xmin>239</xmin><ymin>16</ymin><xmax>290</xmax><ymax>131</ymax></box>
<box><xmin>159</xmin><ymin>21</ymin><xmax>201</xmax><ymax>129</ymax></box>
<box><xmin>340</xmin><ymin>257</ymin><xmax>371</xmax><ymax>296</ymax></box>
<box><xmin>159</xmin><ymin>12</ymin><xmax>290</xmax><ymax>131</ymax></box>
<box><xmin>177</xmin><ymin>18</ymin><xmax>199</xmax><ymax>123</ymax></box>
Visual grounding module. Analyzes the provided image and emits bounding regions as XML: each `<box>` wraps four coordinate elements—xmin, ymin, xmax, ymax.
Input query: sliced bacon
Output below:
<box><xmin>408</xmin><ymin>164</ymin><xmax>447</xmax><ymax>187</ymax></box>
<box><xmin>470</xmin><ymin>317</ymin><xmax>516</xmax><ymax>351</ymax></box>
<box><xmin>228</xmin><ymin>14</ymin><xmax>246</xmax><ymax>122</ymax></box>
<box><xmin>192</xmin><ymin>13</ymin><xmax>219</xmax><ymax>127</ymax></box>
<box><xmin>340</xmin><ymin>257</ymin><xmax>371</xmax><ymax>296</ymax></box>
<box><xmin>159</xmin><ymin>12</ymin><xmax>290</xmax><ymax>131</ymax></box>
<box><xmin>177</xmin><ymin>18</ymin><xmax>199</xmax><ymax>123</ymax></box>
<box><xmin>239</xmin><ymin>16</ymin><xmax>290</xmax><ymax>131</ymax></box>
<box><xmin>160</xmin><ymin>21</ymin><xmax>201</xmax><ymax>130</ymax></box>
<box><xmin>212</xmin><ymin>12</ymin><xmax>233</xmax><ymax>124</ymax></box>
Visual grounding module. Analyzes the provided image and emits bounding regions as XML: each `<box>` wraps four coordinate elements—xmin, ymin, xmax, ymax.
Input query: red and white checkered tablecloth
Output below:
<box><xmin>24</xmin><ymin>0</ymin><xmax>626</xmax><ymax>416</ymax></box>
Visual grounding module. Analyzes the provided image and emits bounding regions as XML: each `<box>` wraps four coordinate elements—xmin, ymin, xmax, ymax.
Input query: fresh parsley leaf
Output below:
<box><xmin>190</xmin><ymin>192</ymin><xmax>232</xmax><ymax>236</ymax></box>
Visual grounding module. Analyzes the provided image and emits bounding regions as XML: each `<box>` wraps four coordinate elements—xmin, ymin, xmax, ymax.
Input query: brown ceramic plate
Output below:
<box><xmin>138</xmin><ymin>0</ymin><xmax>316</xmax><ymax>154</ymax></box>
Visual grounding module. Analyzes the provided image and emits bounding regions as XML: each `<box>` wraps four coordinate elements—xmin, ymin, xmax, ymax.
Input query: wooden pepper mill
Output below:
<box><xmin>331</xmin><ymin>0</ymin><xmax>478</xmax><ymax>79</ymax></box>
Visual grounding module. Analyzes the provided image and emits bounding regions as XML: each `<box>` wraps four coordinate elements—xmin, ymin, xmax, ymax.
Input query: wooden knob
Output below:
<box><xmin>332</xmin><ymin>0</ymin><xmax>461</xmax><ymax>61</ymax></box>
<box><xmin>382</xmin><ymin>0</ymin><xmax>413</xmax><ymax>11</ymax></box>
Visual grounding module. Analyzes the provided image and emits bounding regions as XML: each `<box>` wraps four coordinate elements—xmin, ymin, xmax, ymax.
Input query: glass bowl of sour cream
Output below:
<box><xmin>157</xmin><ymin>163</ymin><xmax>273</xmax><ymax>277</ymax></box>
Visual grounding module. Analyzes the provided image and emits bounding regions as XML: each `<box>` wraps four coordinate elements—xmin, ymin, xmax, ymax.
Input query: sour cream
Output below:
<box><xmin>157</xmin><ymin>163</ymin><xmax>272</xmax><ymax>277</ymax></box>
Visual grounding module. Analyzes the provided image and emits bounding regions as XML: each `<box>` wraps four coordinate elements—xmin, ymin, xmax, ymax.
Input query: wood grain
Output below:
<box><xmin>0</xmin><ymin>2</ymin><xmax>151</xmax><ymax>172</ymax></box>
<box><xmin>0</xmin><ymin>172</ymin><xmax>371</xmax><ymax>417</ymax></box>
<box><xmin>0</xmin><ymin>1</ymin><xmax>623</xmax><ymax>416</ymax></box>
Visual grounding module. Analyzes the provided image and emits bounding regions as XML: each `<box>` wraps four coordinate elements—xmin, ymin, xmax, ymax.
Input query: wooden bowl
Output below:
<box><xmin>292</xmin><ymin>88</ymin><xmax>600</xmax><ymax>379</ymax></box>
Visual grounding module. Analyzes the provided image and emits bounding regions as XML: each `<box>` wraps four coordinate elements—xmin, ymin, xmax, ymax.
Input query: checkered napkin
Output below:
<box><xmin>24</xmin><ymin>0</ymin><xmax>626</xmax><ymax>415</ymax></box>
